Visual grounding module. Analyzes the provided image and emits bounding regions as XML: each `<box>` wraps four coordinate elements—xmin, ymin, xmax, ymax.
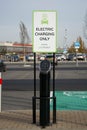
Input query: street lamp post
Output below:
<box><xmin>76</xmin><ymin>48</ymin><xmax>78</xmax><ymax>67</ymax></box>
<box><xmin>23</xmin><ymin>44</ymin><xmax>26</xmax><ymax>65</ymax></box>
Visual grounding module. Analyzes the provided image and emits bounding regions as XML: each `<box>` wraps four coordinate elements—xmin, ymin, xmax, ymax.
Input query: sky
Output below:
<box><xmin>0</xmin><ymin>0</ymin><xmax>87</xmax><ymax>48</ymax></box>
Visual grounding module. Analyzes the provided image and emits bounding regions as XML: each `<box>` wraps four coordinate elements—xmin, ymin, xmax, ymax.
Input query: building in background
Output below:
<box><xmin>0</xmin><ymin>42</ymin><xmax>32</xmax><ymax>55</ymax></box>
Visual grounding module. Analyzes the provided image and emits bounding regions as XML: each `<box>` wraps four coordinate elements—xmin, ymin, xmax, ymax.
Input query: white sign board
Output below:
<box><xmin>32</xmin><ymin>11</ymin><xmax>57</xmax><ymax>53</ymax></box>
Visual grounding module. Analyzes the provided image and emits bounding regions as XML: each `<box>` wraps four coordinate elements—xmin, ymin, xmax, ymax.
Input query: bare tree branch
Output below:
<box><xmin>19</xmin><ymin>21</ymin><xmax>31</xmax><ymax>44</ymax></box>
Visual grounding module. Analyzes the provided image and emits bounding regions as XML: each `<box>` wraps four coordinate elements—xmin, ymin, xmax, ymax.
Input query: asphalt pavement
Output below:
<box><xmin>0</xmin><ymin>61</ymin><xmax>87</xmax><ymax>130</ymax></box>
<box><xmin>1</xmin><ymin>61</ymin><xmax>87</xmax><ymax>111</ymax></box>
<box><xmin>2</xmin><ymin>61</ymin><xmax>87</xmax><ymax>91</ymax></box>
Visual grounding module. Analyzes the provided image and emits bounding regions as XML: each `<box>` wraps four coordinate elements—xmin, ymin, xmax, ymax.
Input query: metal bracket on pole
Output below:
<box><xmin>53</xmin><ymin>53</ymin><xmax>56</xmax><ymax>123</ymax></box>
<box><xmin>32</xmin><ymin>53</ymin><xmax>36</xmax><ymax>123</ymax></box>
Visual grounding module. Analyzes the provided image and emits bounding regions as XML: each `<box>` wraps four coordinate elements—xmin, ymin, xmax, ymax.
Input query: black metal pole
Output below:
<box><xmin>33</xmin><ymin>52</ymin><xmax>36</xmax><ymax>123</ymax></box>
<box><xmin>34</xmin><ymin>53</ymin><xmax>36</xmax><ymax>97</ymax></box>
<box><xmin>40</xmin><ymin>72</ymin><xmax>50</xmax><ymax>127</ymax></box>
<box><xmin>53</xmin><ymin>53</ymin><xmax>56</xmax><ymax>123</ymax></box>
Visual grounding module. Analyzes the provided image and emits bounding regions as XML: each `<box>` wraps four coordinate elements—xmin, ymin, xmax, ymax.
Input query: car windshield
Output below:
<box><xmin>29</xmin><ymin>55</ymin><xmax>33</xmax><ymax>57</ymax></box>
<box><xmin>46</xmin><ymin>55</ymin><xmax>53</xmax><ymax>58</ymax></box>
<box><xmin>56</xmin><ymin>54</ymin><xmax>62</xmax><ymax>57</ymax></box>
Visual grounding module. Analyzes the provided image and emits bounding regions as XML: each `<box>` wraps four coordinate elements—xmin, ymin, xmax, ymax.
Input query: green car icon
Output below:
<box><xmin>41</xmin><ymin>18</ymin><xmax>48</xmax><ymax>24</ymax></box>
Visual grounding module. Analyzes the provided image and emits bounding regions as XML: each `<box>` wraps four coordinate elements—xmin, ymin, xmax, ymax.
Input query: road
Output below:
<box><xmin>2</xmin><ymin>61</ymin><xmax>87</xmax><ymax>91</ymax></box>
<box><xmin>1</xmin><ymin>61</ymin><xmax>87</xmax><ymax>110</ymax></box>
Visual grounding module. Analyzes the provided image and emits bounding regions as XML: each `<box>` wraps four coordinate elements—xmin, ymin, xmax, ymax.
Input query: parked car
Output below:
<box><xmin>39</xmin><ymin>55</ymin><xmax>45</xmax><ymax>61</ymax></box>
<box><xmin>56</xmin><ymin>54</ymin><xmax>66</xmax><ymax>61</ymax></box>
<box><xmin>74</xmin><ymin>53</ymin><xmax>86</xmax><ymax>61</ymax></box>
<box><xmin>0</xmin><ymin>60</ymin><xmax>6</xmax><ymax>72</ymax></box>
<box><xmin>77</xmin><ymin>53</ymin><xmax>86</xmax><ymax>60</ymax></box>
<box><xmin>82</xmin><ymin>53</ymin><xmax>86</xmax><ymax>61</ymax></box>
<box><xmin>26</xmin><ymin>54</ymin><xmax>34</xmax><ymax>61</ymax></box>
<box><xmin>45</xmin><ymin>54</ymin><xmax>58</xmax><ymax>65</ymax></box>
<box><xmin>67</xmin><ymin>53</ymin><xmax>75</xmax><ymax>61</ymax></box>
<box><xmin>9</xmin><ymin>55</ymin><xmax>20</xmax><ymax>62</ymax></box>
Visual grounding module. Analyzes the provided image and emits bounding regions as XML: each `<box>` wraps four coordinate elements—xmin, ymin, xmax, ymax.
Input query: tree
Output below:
<box><xmin>68</xmin><ymin>44</ymin><xmax>75</xmax><ymax>53</ymax></box>
<box><xmin>19</xmin><ymin>21</ymin><xmax>31</xmax><ymax>44</ymax></box>
<box><xmin>77</xmin><ymin>37</ymin><xmax>87</xmax><ymax>53</ymax></box>
<box><xmin>19</xmin><ymin>21</ymin><xmax>31</xmax><ymax>63</ymax></box>
<box><xmin>68</xmin><ymin>36</ymin><xmax>87</xmax><ymax>53</ymax></box>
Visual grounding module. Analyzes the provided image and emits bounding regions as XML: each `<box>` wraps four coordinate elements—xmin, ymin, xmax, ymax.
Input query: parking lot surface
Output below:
<box><xmin>1</xmin><ymin>62</ymin><xmax>87</xmax><ymax>129</ymax></box>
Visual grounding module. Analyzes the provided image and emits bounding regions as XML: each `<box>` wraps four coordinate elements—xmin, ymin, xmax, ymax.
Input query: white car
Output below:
<box><xmin>39</xmin><ymin>55</ymin><xmax>45</xmax><ymax>61</ymax></box>
<box><xmin>56</xmin><ymin>54</ymin><xmax>66</xmax><ymax>61</ymax></box>
<box><xmin>26</xmin><ymin>54</ymin><xmax>34</xmax><ymax>61</ymax></box>
<box><xmin>74</xmin><ymin>53</ymin><xmax>86</xmax><ymax>61</ymax></box>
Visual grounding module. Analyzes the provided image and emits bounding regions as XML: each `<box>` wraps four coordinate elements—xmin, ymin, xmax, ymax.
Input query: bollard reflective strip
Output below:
<box><xmin>0</xmin><ymin>78</ymin><xmax>2</xmax><ymax>85</ymax></box>
<box><xmin>0</xmin><ymin>73</ymin><xmax>2</xmax><ymax>112</ymax></box>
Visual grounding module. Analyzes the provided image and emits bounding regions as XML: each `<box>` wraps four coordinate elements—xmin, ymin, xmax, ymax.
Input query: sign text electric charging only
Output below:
<box><xmin>32</xmin><ymin>11</ymin><xmax>57</xmax><ymax>53</ymax></box>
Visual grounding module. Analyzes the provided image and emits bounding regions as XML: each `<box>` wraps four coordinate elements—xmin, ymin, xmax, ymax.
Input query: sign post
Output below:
<box><xmin>32</xmin><ymin>10</ymin><xmax>57</xmax><ymax>126</ymax></box>
<box><xmin>74</xmin><ymin>42</ymin><xmax>80</xmax><ymax>67</ymax></box>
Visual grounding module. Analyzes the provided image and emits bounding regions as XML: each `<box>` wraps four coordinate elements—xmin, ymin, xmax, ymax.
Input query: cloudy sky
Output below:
<box><xmin>0</xmin><ymin>0</ymin><xmax>87</xmax><ymax>47</ymax></box>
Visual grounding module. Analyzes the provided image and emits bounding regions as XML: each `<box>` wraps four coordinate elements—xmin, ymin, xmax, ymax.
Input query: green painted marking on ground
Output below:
<box><xmin>50</xmin><ymin>91</ymin><xmax>87</xmax><ymax>110</ymax></box>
